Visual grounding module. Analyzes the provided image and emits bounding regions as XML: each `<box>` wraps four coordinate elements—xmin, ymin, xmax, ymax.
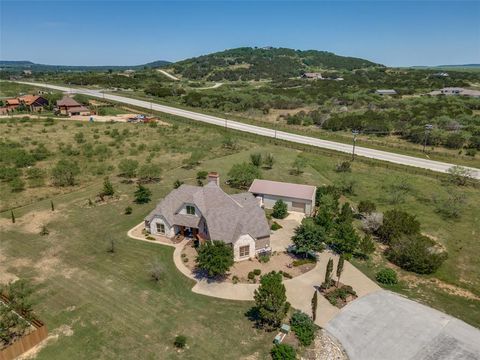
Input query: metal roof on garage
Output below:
<box><xmin>248</xmin><ymin>179</ymin><xmax>316</xmax><ymax>201</ymax></box>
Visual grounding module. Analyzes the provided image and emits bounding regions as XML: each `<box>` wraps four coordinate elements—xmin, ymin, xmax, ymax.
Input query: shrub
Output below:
<box><xmin>196</xmin><ymin>170</ymin><xmax>208</xmax><ymax>180</ymax></box>
<box><xmin>335</xmin><ymin>161</ymin><xmax>351</xmax><ymax>172</ymax></box>
<box><xmin>271</xmin><ymin>222</ymin><xmax>282</xmax><ymax>231</ymax></box>
<box><xmin>376</xmin><ymin>268</ymin><xmax>398</xmax><ymax>285</ymax></box>
<box><xmin>377</xmin><ymin>209</ymin><xmax>420</xmax><ymax>244</ymax></box>
<box><xmin>232</xmin><ymin>275</ymin><xmax>239</xmax><ymax>284</ymax></box>
<box><xmin>272</xmin><ymin>199</ymin><xmax>288</xmax><ymax>219</ymax></box>
<box><xmin>174</xmin><ymin>335</ymin><xmax>187</xmax><ymax>349</ymax></box>
<box><xmin>118</xmin><ymin>158</ymin><xmax>139</xmax><ymax>178</ymax></box>
<box><xmin>134</xmin><ymin>184</ymin><xmax>152</xmax><ymax>204</ymax></box>
<box><xmin>253</xmin><ymin>269</ymin><xmax>261</xmax><ymax>276</ymax></box>
<box><xmin>280</xmin><ymin>271</ymin><xmax>292</xmax><ymax>279</ymax></box>
<box><xmin>248</xmin><ymin>271</ymin><xmax>255</xmax><ymax>280</ymax></box>
<box><xmin>10</xmin><ymin>177</ymin><xmax>25</xmax><ymax>192</ymax></box>
<box><xmin>357</xmin><ymin>200</ymin><xmax>376</xmax><ymax>214</ymax></box>
<box><xmin>290</xmin><ymin>311</ymin><xmax>317</xmax><ymax>346</ymax></box>
<box><xmin>446</xmin><ymin>165</ymin><xmax>474</xmax><ymax>186</ymax></box>
<box><xmin>173</xmin><ymin>179</ymin><xmax>184</xmax><ymax>189</ymax></box>
<box><xmin>250</xmin><ymin>153</ymin><xmax>262</xmax><ymax>167</ymax></box>
<box><xmin>39</xmin><ymin>225</ymin><xmax>49</xmax><ymax>236</ymax></box>
<box><xmin>258</xmin><ymin>254</ymin><xmax>271</xmax><ymax>263</ymax></box>
<box><xmin>324</xmin><ymin>285</ymin><xmax>357</xmax><ymax>306</ymax></box>
<box><xmin>51</xmin><ymin>159</ymin><xmax>80</xmax><ymax>187</ymax></box>
<box><xmin>148</xmin><ymin>258</ymin><xmax>163</xmax><ymax>282</ymax></box>
<box><xmin>292</xmin><ymin>258</ymin><xmax>316</xmax><ymax>267</ymax></box>
<box><xmin>386</xmin><ymin>234</ymin><xmax>447</xmax><ymax>274</ymax></box>
<box><xmin>271</xmin><ymin>344</ymin><xmax>296</xmax><ymax>360</ymax></box>
<box><xmin>124</xmin><ymin>206</ymin><xmax>132</xmax><ymax>215</ymax></box>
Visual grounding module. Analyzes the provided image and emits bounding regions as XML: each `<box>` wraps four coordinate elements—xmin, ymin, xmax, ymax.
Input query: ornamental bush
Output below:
<box><xmin>375</xmin><ymin>268</ymin><xmax>398</xmax><ymax>285</ymax></box>
<box><xmin>271</xmin><ymin>344</ymin><xmax>296</xmax><ymax>360</ymax></box>
<box><xmin>290</xmin><ymin>311</ymin><xmax>317</xmax><ymax>346</ymax></box>
<box><xmin>272</xmin><ymin>200</ymin><xmax>288</xmax><ymax>219</ymax></box>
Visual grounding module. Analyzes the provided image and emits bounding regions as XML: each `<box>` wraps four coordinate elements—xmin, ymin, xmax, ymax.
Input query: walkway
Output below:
<box><xmin>127</xmin><ymin>222</ymin><xmax>380</xmax><ymax>326</ymax></box>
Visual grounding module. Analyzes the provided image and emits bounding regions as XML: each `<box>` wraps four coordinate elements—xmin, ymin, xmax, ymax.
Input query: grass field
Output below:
<box><xmin>1</xmin><ymin>113</ymin><xmax>479</xmax><ymax>359</ymax></box>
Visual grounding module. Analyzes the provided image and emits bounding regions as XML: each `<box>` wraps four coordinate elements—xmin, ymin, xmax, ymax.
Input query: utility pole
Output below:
<box><xmin>423</xmin><ymin>124</ymin><xmax>433</xmax><ymax>153</ymax></box>
<box><xmin>351</xmin><ymin>130</ymin><xmax>359</xmax><ymax>161</ymax></box>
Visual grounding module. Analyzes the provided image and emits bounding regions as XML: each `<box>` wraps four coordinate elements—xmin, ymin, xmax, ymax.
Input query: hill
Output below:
<box><xmin>171</xmin><ymin>47</ymin><xmax>382</xmax><ymax>81</ymax></box>
<box><xmin>0</xmin><ymin>60</ymin><xmax>171</xmax><ymax>72</ymax></box>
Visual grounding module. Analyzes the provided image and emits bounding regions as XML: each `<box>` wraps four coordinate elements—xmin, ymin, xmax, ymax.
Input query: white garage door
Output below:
<box><xmin>291</xmin><ymin>201</ymin><xmax>305</xmax><ymax>213</ymax></box>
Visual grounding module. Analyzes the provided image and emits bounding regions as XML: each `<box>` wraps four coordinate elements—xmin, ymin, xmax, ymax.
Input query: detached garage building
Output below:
<box><xmin>249</xmin><ymin>179</ymin><xmax>316</xmax><ymax>215</ymax></box>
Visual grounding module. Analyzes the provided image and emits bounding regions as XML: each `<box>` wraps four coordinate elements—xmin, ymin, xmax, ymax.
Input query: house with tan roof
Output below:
<box><xmin>56</xmin><ymin>96</ymin><xmax>91</xmax><ymax>116</ymax></box>
<box><xmin>145</xmin><ymin>172</ymin><xmax>271</xmax><ymax>261</ymax></box>
<box><xmin>249</xmin><ymin>179</ymin><xmax>316</xmax><ymax>215</ymax></box>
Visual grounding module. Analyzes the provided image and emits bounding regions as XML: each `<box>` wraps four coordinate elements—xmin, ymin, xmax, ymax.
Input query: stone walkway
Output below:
<box><xmin>127</xmin><ymin>222</ymin><xmax>381</xmax><ymax>326</ymax></box>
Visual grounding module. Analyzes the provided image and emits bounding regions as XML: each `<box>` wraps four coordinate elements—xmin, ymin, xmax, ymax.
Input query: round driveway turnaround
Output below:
<box><xmin>326</xmin><ymin>291</ymin><xmax>480</xmax><ymax>360</ymax></box>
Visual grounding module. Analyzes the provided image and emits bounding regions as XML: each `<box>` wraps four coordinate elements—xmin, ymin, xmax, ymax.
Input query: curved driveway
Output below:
<box><xmin>13</xmin><ymin>81</ymin><xmax>480</xmax><ymax>179</ymax></box>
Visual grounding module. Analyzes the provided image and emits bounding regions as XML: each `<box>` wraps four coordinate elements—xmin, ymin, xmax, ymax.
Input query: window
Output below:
<box><xmin>186</xmin><ymin>205</ymin><xmax>195</xmax><ymax>215</ymax></box>
<box><xmin>156</xmin><ymin>223</ymin><xmax>165</xmax><ymax>234</ymax></box>
<box><xmin>239</xmin><ymin>245</ymin><xmax>250</xmax><ymax>258</ymax></box>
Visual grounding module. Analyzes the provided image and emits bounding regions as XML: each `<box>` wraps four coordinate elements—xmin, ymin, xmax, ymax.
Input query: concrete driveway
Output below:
<box><xmin>270</xmin><ymin>211</ymin><xmax>304</xmax><ymax>252</ymax></box>
<box><xmin>326</xmin><ymin>291</ymin><xmax>480</xmax><ymax>360</ymax></box>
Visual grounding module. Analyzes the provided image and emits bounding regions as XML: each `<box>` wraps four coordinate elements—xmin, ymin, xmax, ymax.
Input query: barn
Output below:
<box><xmin>248</xmin><ymin>179</ymin><xmax>316</xmax><ymax>215</ymax></box>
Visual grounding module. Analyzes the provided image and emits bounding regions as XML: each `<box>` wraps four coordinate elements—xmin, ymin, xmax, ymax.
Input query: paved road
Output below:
<box><xmin>326</xmin><ymin>291</ymin><xmax>480</xmax><ymax>360</ymax></box>
<box><xmin>15</xmin><ymin>81</ymin><xmax>480</xmax><ymax>179</ymax></box>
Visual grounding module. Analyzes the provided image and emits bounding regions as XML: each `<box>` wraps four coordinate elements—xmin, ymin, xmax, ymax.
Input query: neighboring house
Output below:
<box><xmin>302</xmin><ymin>72</ymin><xmax>323</xmax><ymax>79</ymax></box>
<box><xmin>1</xmin><ymin>95</ymin><xmax>48</xmax><ymax>112</ymax></box>
<box><xmin>429</xmin><ymin>87</ymin><xmax>480</xmax><ymax>98</ymax></box>
<box><xmin>248</xmin><ymin>179</ymin><xmax>316</xmax><ymax>215</ymax></box>
<box><xmin>145</xmin><ymin>172</ymin><xmax>271</xmax><ymax>261</ymax></box>
<box><xmin>375</xmin><ymin>89</ymin><xmax>397</xmax><ymax>95</ymax></box>
<box><xmin>4</xmin><ymin>98</ymin><xmax>20</xmax><ymax>110</ymax></box>
<box><xmin>56</xmin><ymin>96</ymin><xmax>91</xmax><ymax>116</ymax></box>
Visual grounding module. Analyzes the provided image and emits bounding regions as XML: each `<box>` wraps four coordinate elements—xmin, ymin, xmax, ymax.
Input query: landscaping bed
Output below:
<box><xmin>320</xmin><ymin>281</ymin><xmax>357</xmax><ymax>308</ymax></box>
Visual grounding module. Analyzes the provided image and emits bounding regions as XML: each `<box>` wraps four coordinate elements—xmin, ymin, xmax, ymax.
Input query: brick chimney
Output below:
<box><xmin>207</xmin><ymin>172</ymin><xmax>220</xmax><ymax>186</ymax></box>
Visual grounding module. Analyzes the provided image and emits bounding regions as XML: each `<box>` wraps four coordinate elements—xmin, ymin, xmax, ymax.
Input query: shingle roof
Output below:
<box><xmin>67</xmin><ymin>106</ymin><xmax>90</xmax><ymax>113</ymax></box>
<box><xmin>145</xmin><ymin>182</ymin><xmax>269</xmax><ymax>243</ymax></box>
<box><xmin>248</xmin><ymin>179</ymin><xmax>316</xmax><ymax>201</ymax></box>
<box><xmin>56</xmin><ymin>96</ymin><xmax>81</xmax><ymax>107</ymax></box>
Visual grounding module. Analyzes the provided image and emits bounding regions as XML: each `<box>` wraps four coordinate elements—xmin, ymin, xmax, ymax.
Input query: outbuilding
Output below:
<box><xmin>248</xmin><ymin>179</ymin><xmax>316</xmax><ymax>215</ymax></box>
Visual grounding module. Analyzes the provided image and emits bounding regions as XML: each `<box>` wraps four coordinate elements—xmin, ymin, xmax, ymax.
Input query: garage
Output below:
<box><xmin>248</xmin><ymin>179</ymin><xmax>316</xmax><ymax>215</ymax></box>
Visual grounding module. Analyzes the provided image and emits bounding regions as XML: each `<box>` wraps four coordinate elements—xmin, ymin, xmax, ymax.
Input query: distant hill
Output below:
<box><xmin>0</xmin><ymin>60</ymin><xmax>171</xmax><ymax>72</ymax></box>
<box><xmin>411</xmin><ymin>64</ymin><xmax>480</xmax><ymax>71</ymax></box>
<box><xmin>171</xmin><ymin>47</ymin><xmax>382</xmax><ymax>81</ymax></box>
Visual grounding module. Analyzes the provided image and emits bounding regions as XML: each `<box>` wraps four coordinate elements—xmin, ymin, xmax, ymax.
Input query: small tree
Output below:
<box><xmin>124</xmin><ymin>206</ymin><xmax>133</xmax><ymax>215</ymax></box>
<box><xmin>336</xmin><ymin>255</ymin><xmax>344</xmax><ymax>287</ymax></box>
<box><xmin>50</xmin><ymin>200</ymin><xmax>55</xmax><ymax>211</ymax></box>
<box><xmin>290</xmin><ymin>311</ymin><xmax>317</xmax><ymax>346</ymax></box>
<box><xmin>149</xmin><ymin>258</ymin><xmax>163</xmax><ymax>282</ymax></box>
<box><xmin>272</xmin><ymin>199</ymin><xmax>288</xmax><ymax>219</ymax></box>
<box><xmin>292</xmin><ymin>218</ymin><xmax>326</xmax><ymax>256</ymax></box>
<box><xmin>102</xmin><ymin>177</ymin><xmax>115</xmax><ymax>196</ymax></box>
<box><xmin>10</xmin><ymin>177</ymin><xmax>25</xmax><ymax>192</ymax></box>
<box><xmin>291</xmin><ymin>155</ymin><xmax>306</xmax><ymax>175</ymax></box>
<box><xmin>196</xmin><ymin>241</ymin><xmax>234</xmax><ymax>277</ymax></box>
<box><xmin>264</xmin><ymin>153</ymin><xmax>275</xmax><ymax>169</ymax></box>
<box><xmin>377</xmin><ymin>209</ymin><xmax>420</xmax><ymax>244</ymax></box>
<box><xmin>271</xmin><ymin>344</ymin><xmax>296</xmax><ymax>360</ymax></box>
<box><xmin>134</xmin><ymin>184</ymin><xmax>152</xmax><ymax>204</ymax></box>
<box><xmin>253</xmin><ymin>271</ymin><xmax>288</xmax><ymax>329</ymax></box>
<box><xmin>324</xmin><ymin>258</ymin><xmax>334</xmax><ymax>288</ymax></box>
<box><xmin>358</xmin><ymin>234</ymin><xmax>375</xmax><ymax>258</ymax></box>
<box><xmin>138</xmin><ymin>164</ymin><xmax>162</xmax><ymax>183</ymax></box>
<box><xmin>118</xmin><ymin>158</ymin><xmax>139</xmax><ymax>178</ymax></box>
<box><xmin>11</xmin><ymin>210</ymin><xmax>15</xmax><ymax>223</ymax></box>
<box><xmin>250</xmin><ymin>153</ymin><xmax>262</xmax><ymax>167</ymax></box>
<box><xmin>311</xmin><ymin>290</ymin><xmax>318</xmax><ymax>321</ymax></box>
<box><xmin>446</xmin><ymin>165</ymin><xmax>474</xmax><ymax>186</ymax></box>
<box><xmin>52</xmin><ymin>159</ymin><xmax>80</xmax><ymax>187</ymax></box>
<box><xmin>174</xmin><ymin>335</ymin><xmax>187</xmax><ymax>349</ymax></box>
<box><xmin>227</xmin><ymin>162</ymin><xmax>261</xmax><ymax>189</ymax></box>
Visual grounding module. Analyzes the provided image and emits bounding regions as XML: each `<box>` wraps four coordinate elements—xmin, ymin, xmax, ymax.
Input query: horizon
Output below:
<box><xmin>1</xmin><ymin>1</ymin><xmax>479</xmax><ymax>67</ymax></box>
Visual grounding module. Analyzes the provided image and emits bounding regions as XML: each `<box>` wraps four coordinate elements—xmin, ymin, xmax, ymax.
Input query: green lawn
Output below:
<box><xmin>1</xmin><ymin>113</ymin><xmax>479</xmax><ymax>359</ymax></box>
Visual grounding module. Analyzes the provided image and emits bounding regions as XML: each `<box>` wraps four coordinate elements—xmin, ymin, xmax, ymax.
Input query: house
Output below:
<box><xmin>302</xmin><ymin>72</ymin><xmax>323</xmax><ymax>79</ymax></box>
<box><xmin>145</xmin><ymin>172</ymin><xmax>271</xmax><ymax>261</ymax></box>
<box><xmin>429</xmin><ymin>87</ymin><xmax>480</xmax><ymax>98</ymax></box>
<box><xmin>4</xmin><ymin>98</ymin><xmax>20</xmax><ymax>110</ymax></box>
<box><xmin>375</xmin><ymin>89</ymin><xmax>397</xmax><ymax>96</ymax></box>
<box><xmin>18</xmin><ymin>95</ymin><xmax>49</xmax><ymax>111</ymax></box>
<box><xmin>248</xmin><ymin>179</ymin><xmax>316</xmax><ymax>215</ymax></box>
<box><xmin>56</xmin><ymin>96</ymin><xmax>91</xmax><ymax>116</ymax></box>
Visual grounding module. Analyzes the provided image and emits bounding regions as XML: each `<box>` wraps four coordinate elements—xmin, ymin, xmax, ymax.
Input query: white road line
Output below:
<box><xmin>13</xmin><ymin>81</ymin><xmax>480</xmax><ymax>179</ymax></box>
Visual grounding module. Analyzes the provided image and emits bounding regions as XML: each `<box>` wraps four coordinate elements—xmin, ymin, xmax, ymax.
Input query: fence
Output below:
<box><xmin>0</xmin><ymin>295</ymin><xmax>48</xmax><ymax>360</ymax></box>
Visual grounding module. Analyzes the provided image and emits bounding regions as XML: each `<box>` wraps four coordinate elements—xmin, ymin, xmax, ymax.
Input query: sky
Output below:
<box><xmin>0</xmin><ymin>1</ymin><xmax>479</xmax><ymax>67</ymax></box>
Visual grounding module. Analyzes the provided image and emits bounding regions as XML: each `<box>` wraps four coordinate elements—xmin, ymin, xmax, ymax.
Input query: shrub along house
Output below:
<box><xmin>248</xmin><ymin>179</ymin><xmax>316</xmax><ymax>215</ymax></box>
<box><xmin>145</xmin><ymin>172</ymin><xmax>271</xmax><ymax>261</ymax></box>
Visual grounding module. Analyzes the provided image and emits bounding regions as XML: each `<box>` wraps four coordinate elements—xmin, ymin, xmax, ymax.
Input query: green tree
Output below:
<box><xmin>324</xmin><ymin>258</ymin><xmax>334</xmax><ymax>288</ymax></box>
<box><xmin>272</xmin><ymin>199</ymin><xmax>288</xmax><ymax>219</ymax></box>
<box><xmin>376</xmin><ymin>268</ymin><xmax>398</xmax><ymax>285</ymax></box>
<box><xmin>377</xmin><ymin>209</ymin><xmax>420</xmax><ymax>244</ymax></box>
<box><xmin>336</xmin><ymin>255</ymin><xmax>344</xmax><ymax>287</ymax></box>
<box><xmin>250</xmin><ymin>153</ymin><xmax>262</xmax><ymax>167</ymax></box>
<box><xmin>102</xmin><ymin>177</ymin><xmax>115</xmax><ymax>196</ymax></box>
<box><xmin>291</xmin><ymin>155</ymin><xmax>306</xmax><ymax>175</ymax></box>
<box><xmin>196</xmin><ymin>240</ymin><xmax>234</xmax><ymax>277</ymax></box>
<box><xmin>357</xmin><ymin>200</ymin><xmax>376</xmax><ymax>214</ymax></box>
<box><xmin>118</xmin><ymin>158</ymin><xmax>139</xmax><ymax>178</ymax></box>
<box><xmin>292</xmin><ymin>218</ymin><xmax>326</xmax><ymax>256</ymax></box>
<box><xmin>50</xmin><ymin>200</ymin><xmax>55</xmax><ymax>211</ymax></box>
<box><xmin>227</xmin><ymin>162</ymin><xmax>261</xmax><ymax>189</ymax></box>
<box><xmin>311</xmin><ymin>291</ymin><xmax>318</xmax><ymax>321</ymax></box>
<box><xmin>358</xmin><ymin>234</ymin><xmax>375</xmax><ymax>258</ymax></box>
<box><xmin>11</xmin><ymin>210</ymin><xmax>15</xmax><ymax>223</ymax></box>
<box><xmin>271</xmin><ymin>344</ymin><xmax>296</xmax><ymax>360</ymax></box>
<box><xmin>51</xmin><ymin>159</ymin><xmax>80</xmax><ymax>187</ymax></box>
<box><xmin>253</xmin><ymin>271</ymin><xmax>288</xmax><ymax>329</ymax></box>
<box><xmin>134</xmin><ymin>184</ymin><xmax>152</xmax><ymax>204</ymax></box>
<box><xmin>337</xmin><ymin>203</ymin><xmax>353</xmax><ymax>224</ymax></box>
<box><xmin>10</xmin><ymin>177</ymin><xmax>25</xmax><ymax>192</ymax></box>
<box><xmin>138</xmin><ymin>163</ymin><xmax>162</xmax><ymax>182</ymax></box>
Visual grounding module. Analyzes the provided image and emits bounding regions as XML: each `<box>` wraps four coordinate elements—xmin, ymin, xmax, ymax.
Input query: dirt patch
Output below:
<box><xmin>0</xmin><ymin>209</ymin><xmax>62</xmax><ymax>235</ymax></box>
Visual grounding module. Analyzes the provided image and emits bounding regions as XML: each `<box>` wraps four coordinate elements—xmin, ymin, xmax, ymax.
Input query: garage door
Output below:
<box><xmin>291</xmin><ymin>201</ymin><xmax>305</xmax><ymax>213</ymax></box>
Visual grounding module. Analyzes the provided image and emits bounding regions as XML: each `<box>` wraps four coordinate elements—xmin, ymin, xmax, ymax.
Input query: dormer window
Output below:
<box><xmin>186</xmin><ymin>205</ymin><xmax>195</xmax><ymax>215</ymax></box>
